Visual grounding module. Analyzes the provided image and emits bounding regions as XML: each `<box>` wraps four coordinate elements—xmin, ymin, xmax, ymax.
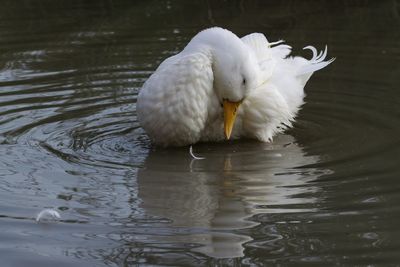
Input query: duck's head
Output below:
<box><xmin>187</xmin><ymin>27</ymin><xmax>261</xmax><ymax>139</ymax></box>
<box><xmin>213</xmin><ymin>42</ymin><xmax>260</xmax><ymax>140</ymax></box>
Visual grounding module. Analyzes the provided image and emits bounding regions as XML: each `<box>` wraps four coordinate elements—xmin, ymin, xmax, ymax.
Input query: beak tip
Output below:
<box><xmin>225</xmin><ymin>131</ymin><xmax>231</xmax><ymax>140</ymax></box>
<box><xmin>223</xmin><ymin>100</ymin><xmax>241</xmax><ymax>142</ymax></box>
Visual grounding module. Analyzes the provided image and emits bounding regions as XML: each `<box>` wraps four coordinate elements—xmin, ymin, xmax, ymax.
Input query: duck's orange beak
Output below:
<box><xmin>223</xmin><ymin>100</ymin><xmax>241</xmax><ymax>140</ymax></box>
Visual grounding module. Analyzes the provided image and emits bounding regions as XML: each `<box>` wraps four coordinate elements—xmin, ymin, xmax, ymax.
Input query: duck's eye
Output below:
<box><xmin>242</xmin><ymin>78</ymin><xmax>246</xmax><ymax>85</ymax></box>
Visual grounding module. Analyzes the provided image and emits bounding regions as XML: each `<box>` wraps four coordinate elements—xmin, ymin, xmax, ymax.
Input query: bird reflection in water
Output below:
<box><xmin>136</xmin><ymin>135</ymin><xmax>328</xmax><ymax>258</ymax></box>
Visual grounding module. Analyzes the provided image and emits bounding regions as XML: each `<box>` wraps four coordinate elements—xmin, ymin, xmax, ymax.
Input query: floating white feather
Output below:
<box><xmin>189</xmin><ymin>145</ymin><xmax>205</xmax><ymax>160</ymax></box>
<box><xmin>36</xmin><ymin>209</ymin><xmax>61</xmax><ymax>223</ymax></box>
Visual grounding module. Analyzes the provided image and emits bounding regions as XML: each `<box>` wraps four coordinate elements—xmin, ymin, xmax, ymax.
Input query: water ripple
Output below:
<box><xmin>0</xmin><ymin>0</ymin><xmax>399</xmax><ymax>265</ymax></box>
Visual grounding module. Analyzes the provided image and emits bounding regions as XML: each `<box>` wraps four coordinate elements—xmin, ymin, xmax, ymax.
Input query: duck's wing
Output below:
<box><xmin>241</xmin><ymin>33</ymin><xmax>280</xmax><ymax>81</ymax></box>
<box><xmin>242</xmin><ymin>33</ymin><xmax>334</xmax><ymax>86</ymax></box>
<box><xmin>240</xmin><ymin>32</ymin><xmax>334</xmax><ymax>142</ymax></box>
<box><xmin>241</xmin><ymin>33</ymin><xmax>272</xmax><ymax>62</ymax></box>
<box><xmin>137</xmin><ymin>52</ymin><xmax>214</xmax><ymax>146</ymax></box>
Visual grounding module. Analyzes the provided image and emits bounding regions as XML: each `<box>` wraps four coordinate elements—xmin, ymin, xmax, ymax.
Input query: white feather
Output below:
<box><xmin>36</xmin><ymin>209</ymin><xmax>61</xmax><ymax>223</ymax></box>
<box><xmin>241</xmin><ymin>33</ymin><xmax>271</xmax><ymax>62</ymax></box>
<box><xmin>189</xmin><ymin>145</ymin><xmax>205</xmax><ymax>160</ymax></box>
<box><xmin>269</xmin><ymin>40</ymin><xmax>285</xmax><ymax>46</ymax></box>
<box><xmin>296</xmin><ymin>45</ymin><xmax>335</xmax><ymax>85</ymax></box>
<box><xmin>271</xmin><ymin>44</ymin><xmax>293</xmax><ymax>59</ymax></box>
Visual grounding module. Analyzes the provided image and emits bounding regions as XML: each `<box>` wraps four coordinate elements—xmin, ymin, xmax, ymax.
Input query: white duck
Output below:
<box><xmin>137</xmin><ymin>27</ymin><xmax>334</xmax><ymax>147</ymax></box>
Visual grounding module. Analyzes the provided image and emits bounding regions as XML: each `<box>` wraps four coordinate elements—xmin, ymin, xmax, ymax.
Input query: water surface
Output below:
<box><xmin>0</xmin><ymin>1</ymin><xmax>399</xmax><ymax>266</ymax></box>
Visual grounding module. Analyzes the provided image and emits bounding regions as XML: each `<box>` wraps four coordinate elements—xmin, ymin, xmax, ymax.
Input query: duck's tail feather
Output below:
<box><xmin>296</xmin><ymin>45</ymin><xmax>335</xmax><ymax>85</ymax></box>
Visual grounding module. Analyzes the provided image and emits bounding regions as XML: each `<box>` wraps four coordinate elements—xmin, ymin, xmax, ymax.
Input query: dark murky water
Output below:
<box><xmin>1</xmin><ymin>1</ymin><xmax>399</xmax><ymax>266</ymax></box>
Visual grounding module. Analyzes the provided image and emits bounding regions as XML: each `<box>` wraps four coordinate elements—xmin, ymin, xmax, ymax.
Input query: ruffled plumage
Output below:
<box><xmin>137</xmin><ymin>27</ymin><xmax>334</xmax><ymax>146</ymax></box>
<box><xmin>237</xmin><ymin>33</ymin><xmax>335</xmax><ymax>142</ymax></box>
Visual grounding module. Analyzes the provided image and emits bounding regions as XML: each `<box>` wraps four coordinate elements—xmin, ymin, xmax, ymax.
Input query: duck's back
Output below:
<box><xmin>137</xmin><ymin>52</ymin><xmax>214</xmax><ymax>146</ymax></box>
